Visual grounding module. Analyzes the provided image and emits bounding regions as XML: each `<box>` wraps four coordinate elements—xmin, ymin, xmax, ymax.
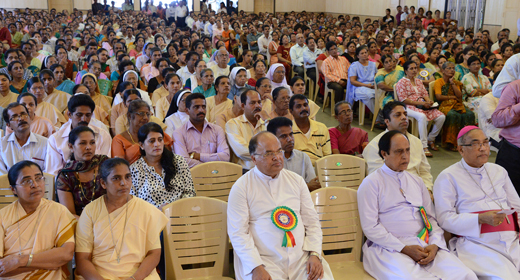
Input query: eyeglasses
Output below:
<box><xmin>9</xmin><ymin>112</ymin><xmax>29</xmax><ymax>122</ymax></box>
<box><xmin>274</xmin><ymin>70</ymin><xmax>286</xmax><ymax>74</ymax></box>
<box><xmin>460</xmin><ymin>139</ymin><xmax>490</xmax><ymax>149</ymax></box>
<box><xmin>260</xmin><ymin>84</ymin><xmax>272</xmax><ymax>89</ymax></box>
<box><xmin>254</xmin><ymin>149</ymin><xmax>284</xmax><ymax>158</ymax></box>
<box><xmin>135</xmin><ymin>112</ymin><xmax>151</xmax><ymax>118</ymax></box>
<box><xmin>16</xmin><ymin>175</ymin><xmax>45</xmax><ymax>188</ymax></box>
<box><xmin>338</xmin><ymin>109</ymin><xmax>353</xmax><ymax>116</ymax></box>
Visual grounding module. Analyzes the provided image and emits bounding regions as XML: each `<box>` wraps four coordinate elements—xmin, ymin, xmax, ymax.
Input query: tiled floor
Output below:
<box><xmin>313</xmin><ymin>103</ymin><xmax>497</xmax><ymax>181</ymax></box>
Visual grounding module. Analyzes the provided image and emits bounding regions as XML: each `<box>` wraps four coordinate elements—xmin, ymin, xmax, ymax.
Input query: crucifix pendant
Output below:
<box><xmin>506</xmin><ymin>216</ymin><xmax>511</xmax><ymax>224</ymax></box>
<box><xmin>117</xmin><ymin>257</ymin><xmax>120</xmax><ymax>264</ymax></box>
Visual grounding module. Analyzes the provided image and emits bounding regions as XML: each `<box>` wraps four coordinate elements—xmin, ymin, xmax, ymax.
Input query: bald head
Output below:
<box><xmin>250</xmin><ymin>132</ymin><xmax>284</xmax><ymax>178</ymax></box>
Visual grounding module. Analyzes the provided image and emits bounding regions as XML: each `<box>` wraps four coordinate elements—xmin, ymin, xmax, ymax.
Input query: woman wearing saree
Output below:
<box><xmin>266</xmin><ymin>63</ymin><xmax>292</xmax><ymax>95</ymax></box>
<box><xmin>184</xmin><ymin>60</ymin><xmax>206</xmax><ymax>91</ymax></box>
<box><xmin>461</xmin><ymin>56</ymin><xmax>492</xmax><ymax>118</ymax></box>
<box><xmin>375</xmin><ymin>55</ymin><xmax>405</xmax><ymax>111</ymax></box>
<box><xmin>268</xmin><ymin>32</ymin><xmax>280</xmax><ymax>65</ymax></box>
<box><xmin>455</xmin><ymin>47</ymin><xmax>476</xmax><ymax>81</ymax></box>
<box><xmin>277</xmin><ymin>34</ymin><xmax>293</xmax><ymax>82</ymax></box>
<box><xmin>52</xmin><ymin>64</ymin><xmax>75</xmax><ymax>95</ymax></box>
<box><xmin>76</xmin><ymin>158</ymin><xmax>168</xmax><ymax>280</ymax></box>
<box><xmin>396</xmin><ymin>61</ymin><xmax>445</xmax><ymax>156</ymax></box>
<box><xmin>56</xmin><ymin>126</ymin><xmax>109</xmax><ymax>219</ymax></box>
<box><xmin>434</xmin><ymin>61</ymin><xmax>475</xmax><ymax>150</ymax></box>
<box><xmin>347</xmin><ymin>46</ymin><xmax>377</xmax><ymax>113</ymax></box>
<box><xmin>289</xmin><ymin>76</ymin><xmax>320</xmax><ymax>120</ymax></box>
<box><xmin>247</xmin><ymin>59</ymin><xmax>267</xmax><ymax>87</ymax></box>
<box><xmin>149</xmin><ymin>65</ymin><xmax>174</xmax><ymax>106</ymax></box>
<box><xmin>113</xmin><ymin>99</ymin><xmax>172</xmax><ymax>164</ymax></box>
<box><xmin>27</xmin><ymin>77</ymin><xmax>67</xmax><ymax>128</ymax></box>
<box><xmin>269</xmin><ymin>87</ymin><xmax>293</xmax><ymax>120</ymax></box>
<box><xmin>81</xmin><ymin>73</ymin><xmax>112</xmax><ymax>126</ymax></box>
<box><xmin>193</xmin><ymin>68</ymin><xmax>216</xmax><ymax>98</ymax></box>
<box><xmin>39</xmin><ymin>70</ymin><xmax>70</xmax><ymax>113</ymax></box>
<box><xmin>114</xmin><ymin>98</ymin><xmax>167</xmax><ymax>136</ymax></box>
<box><xmin>8</xmin><ymin>61</ymin><xmax>27</xmax><ymax>94</ymax></box>
<box><xmin>156</xmin><ymin>73</ymin><xmax>183</xmax><ymax>121</ymax></box>
<box><xmin>0</xmin><ymin>161</ymin><xmax>75</xmax><ymax>280</ymax></box>
<box><xmin>56</xmin><ymin>45</ymin><xmax>77</xmax><ymax>81</ymax></box>
<box><xmin>113</xmin><ymin>70</ymin><xmax>151</xmax><ymax>109</ymax></box>
<box><xmin>206</xmin><ymin>76</ymin><xmax>232</xmax><ymax>124</ymax></box>
<box><xmin>256</xmin><ymin>77</ymin><xmax>273</xmax><ymax>114</ymax></box>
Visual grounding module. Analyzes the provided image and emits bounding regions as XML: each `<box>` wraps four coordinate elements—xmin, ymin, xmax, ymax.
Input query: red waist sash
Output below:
<box><xmin>473</xmin><ymin>210</ymin><xmax>519</xmax><ymax>234</ymax></box>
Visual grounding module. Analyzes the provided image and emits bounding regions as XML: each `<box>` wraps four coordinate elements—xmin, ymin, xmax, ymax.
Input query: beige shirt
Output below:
<box><xmin>114</xmin><ymin>115</ymin><xmax>167</xmax><ymax>135</ymax></box>
<box><xmin>225</xmin><ymin>114</ymin><xmax>266</xmax><ymax>170</ymax></box>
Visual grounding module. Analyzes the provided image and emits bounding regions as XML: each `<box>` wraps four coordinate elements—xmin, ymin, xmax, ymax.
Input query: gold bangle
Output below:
<box><xmin>26</xmin><ymin>254</ymin><xmax>33</xmax><ymax>267</ymax></box>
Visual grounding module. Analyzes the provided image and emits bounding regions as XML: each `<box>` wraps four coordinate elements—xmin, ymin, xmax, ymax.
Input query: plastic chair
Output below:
<box><xmin>162</xmin><ymin>197</ymin><xmax>232</xmax><ymax>280</ymax></box>
<box><xmin>190</xmin><ymin>162</ymin><xmax>242</xmax><ymax>202</ymax></box>
<box><xmin>371</xmin><ymin>88</ymin><xmax>385</xmax><ymax>131</ymax></box>
<box><xmin>322</xmin><ymin>82</ymin><xmax>336</xmax><ymax>117</ymax></box>
<box><xmin>310</xmin><ymin>187</ymin><xmax>375</xmax><ymax>279</ymax></box>
<box><xmin>0</xmin><ymin>173</ymin><xmax>55</xmax><ymax>210</ymax></box>
<box><xmin>315</xmin><ymin>154</ymin><xmax>366</xmax><ymax>189</ymax></box>
<box><xmin>306</xmin><ymin>64</ymin><xmax>319</xmax><ymax>102</ymax></box>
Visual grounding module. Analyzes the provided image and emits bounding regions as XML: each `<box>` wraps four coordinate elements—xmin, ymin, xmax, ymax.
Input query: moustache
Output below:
<box><xmin>197</xmin><ymin>113</ymin><xmax>206</xmax><ymax>117</ymax></box>
<box><xmin>253</xmin><ymin>108</ymin><xmax>262</xmax><ymax>113</ymax></box>
<box><xmin>300</xmin><ymin>110</ymin><xmax>309</xmax><ymax>115</ymax></box>
<box><xmin>78</xmin><ymin>122</ymin><xmax>89</xmax><ymax>126</ymax></box>
<box><xmin>19</xmin><ymin>121</ymin><xmax>28</xmax><ymax>126</ymax></box>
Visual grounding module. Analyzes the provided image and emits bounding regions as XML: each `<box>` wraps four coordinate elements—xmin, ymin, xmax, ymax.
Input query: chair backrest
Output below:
<box><xmin>428</xmin><ymin>81</ymin><xmax>435</xmax><ymax>102</ymax></box>
<box><xmin>190</xmin><ymin>162</ymin><xmax>242</xmax><ymax>202</ymax></box>
<box><xmin>0</xmin><ymin>173</ymin><xmax>54</xmax><ymax>209</ymax></box>
<box><xmin>310</xmin><ymin>187</ymin><xmax>363</xmax><ymax>264</ymax></box>
<box><xmin>162</xmin><ymin>197</ymin><xmax>229</xmax><ymax>279</ymax></box>
<box><xmin>0</xmin><ymin>175</ymin><xmax>17</xmax><ymax>209</ymax></box>
<box><xmin>315</xmin><ymin>154</ymin><xmax>366</xmax><ymax>189</ymax></box>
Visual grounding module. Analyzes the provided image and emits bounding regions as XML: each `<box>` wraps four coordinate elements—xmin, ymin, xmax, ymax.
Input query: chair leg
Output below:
<box><xmin>371</xmin><ymin>108</ymin><xmax>380</xmax><ymax>131</ymax></box>
<box><xmin>330</xmin><ymin>92</ymin><xmax>336</xmax><ymax>117</ymax></box>
<box><xmin>359</xmin><ymin>101</ymin><xmax>365</xmax><ymax>126</ymax></box>
<box><xmin>323</xmin><ymin>90</ymin><xmax>329</xmax><ymax>112</ymax></box>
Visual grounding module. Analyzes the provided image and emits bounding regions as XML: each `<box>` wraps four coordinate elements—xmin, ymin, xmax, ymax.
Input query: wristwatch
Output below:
<box><xmin>190</xmin><ymin>153</ymin><xmax>194</xmax><ymax>159</ymax></box>
<box><xmin>309</xmin><ymin>251</ymin><xmax>322</xmax><ymax>262</ymax></box>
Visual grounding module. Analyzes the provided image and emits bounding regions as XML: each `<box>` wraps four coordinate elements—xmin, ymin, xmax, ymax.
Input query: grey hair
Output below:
<box><xmin>127</xmin><ymin>100</ymin><xmax>150</xmax><ymax>118</ymax></box>
<box><xmin>200</xmin><ymin>68</ymin><xmax>213</xmax><ymax>78</ymax></box>
<box><xmin>334</xmin><ymin>101</ymin><xmax>352</xmax><ymax>116</ymax></box>
<box><xmin>441</xmin><ymin>61</ymin><xmax>456</xmax><ymax>70</ymax></box>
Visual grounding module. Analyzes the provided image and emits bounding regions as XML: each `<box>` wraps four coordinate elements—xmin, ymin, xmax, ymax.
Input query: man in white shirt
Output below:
<box><xmin>205</xmin><ymin>17</ymin><xmax>215</xmax><ymax>38</ymax></box>
<box><xmin>166</xmin><ymin>4</ymin><xmax>176</xmax><ymax>26</ymax></box>
<box><xmin>225</xmin><ymin>89</ymin><xmax>269</xmax><ymax>172</ymax></box>
<box><xmin>362</xmin><ymin>101</ymin><xmax>433</xmax><ymax>190</ymax></box>
<box><xmin>302</xmin><ymin>37</ymin><xmax>322</xmax><ymax>84</ymax></box>
<box><xmin>400</xmin><ymin>6</ymin><xmax>409</xmax><ymax>23</ymax></box>
<box><xmin>257</xmin><ymin>24</ymin><xmax>271</xmax><ymax>57</ymax></box>
<box><xmin>491</xmin><ymin>30</ymin><xmax>508</xmax><ymax>53</ymax></box>
<box><xmin>176</xmin><ymin>51</ymin><xmax>199</xmax><ymax>85</ymax></box>
<box><xmin>45</xmin><ymin>95</ymin><xmax>111</xmax><ymax>176</ymax></box>
<box><xmin>0</xmin><ymin>103</ymin><xmax>48</xmax><ymax>175</ymax></box>
<box><xmin>175</xmin><ymin>0</ymin><xmax>188</xmax><ymax>28</ymax></box>
<box><xmin>228</xmin><ymin>131</ymin><xmax>333</xmax><ymax>280</ymax></box>
<box><xmin>124</xmin><ymin>26</ymin><xmax>135</xmax><ymax>45</ymax></box>
<box><xmin>289</xmin><ymin>33</ymin><xmax>306</xmax><ymax>79</ymax></box>
<box><xmin>358</xmin><ymin>130</ymin><xmax>478</xmax><ymax>280</ymax></box>
<box><xmin>136</xmin><ymin>42</ymin><xmax>156</xmax><ymax>71</ymax></box>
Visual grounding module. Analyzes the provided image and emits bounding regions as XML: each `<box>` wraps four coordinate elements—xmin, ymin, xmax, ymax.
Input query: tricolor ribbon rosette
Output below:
<box><xmin>417</xmin><ymin>206</ymin><xmax>433</xmax><ymax>243</ymax></box>
<box><xmin>271</xmin><ymin>206</ymin><xmax>298</xmax><ymax>247</ymax></box>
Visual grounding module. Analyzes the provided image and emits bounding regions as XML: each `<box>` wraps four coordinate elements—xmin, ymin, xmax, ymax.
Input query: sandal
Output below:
<box><xmin>424</xmin><ymin>148</ymin><xmax>433</xmax><ymax>157</ymax></box>
<box><xmin>428</xmin><ymin>141</ymin><xmax>439</xmax><ymax>151</ymax></box>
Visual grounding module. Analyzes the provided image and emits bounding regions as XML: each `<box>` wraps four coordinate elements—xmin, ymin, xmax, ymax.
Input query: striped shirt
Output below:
<box><xmin>292</xmin><ymin>119</ymin><xmax>331</xmax><ymax>166</ymax></box>
<box><xmin>322</xmin><ymin>55</ymin><xmax>350</xmax><ymax>83</ymax></box>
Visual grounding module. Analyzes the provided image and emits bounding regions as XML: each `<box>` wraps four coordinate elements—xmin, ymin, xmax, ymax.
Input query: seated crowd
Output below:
<box><xmin>1</xmin><ymin>3</ymin><xmax>520</xmax><ymax>279</ymax></box>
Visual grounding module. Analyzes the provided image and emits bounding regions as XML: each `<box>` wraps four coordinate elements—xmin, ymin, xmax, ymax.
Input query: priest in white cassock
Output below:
<box><xmin>434</xmin><ymin>125</ymin><xmax>520</xmax><ymax>279</ymax></box>
<box><xmin>362</xmin><ymin>101</ymin><xmax>433</xmax><ymax>191</ymax></box>
<box><xmin>227</xmin><ymin>131</ymin><xmax>334</xmax><ymax>280</ymax></box>
<box><xmin>357</xmin><ymin>130</ymin><xmax>478</xmax><ymax>280</ymax></box>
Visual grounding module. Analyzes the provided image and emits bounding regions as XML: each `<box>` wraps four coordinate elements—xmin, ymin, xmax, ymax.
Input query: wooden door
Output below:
<box><xmin>254</xmin><ymin>0</ymin><xmax>274</xmax><ymax>14</ymax></box>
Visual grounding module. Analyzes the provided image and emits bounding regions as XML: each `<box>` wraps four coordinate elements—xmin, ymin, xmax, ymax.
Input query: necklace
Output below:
<box><xmin>106</xmin><ymin>195</ymin><xmax>129</xmax><ymax>264</ymax></box>
<box><xmin>75</xmin><ymin>168</ymin><xmax>97</xmax><ymax>202</ymax></box>
<box><xmin>15</xmin><ymin>202</ymin><xmax>43</xmax><ymax>255</ymax></box>
<box><xmin>127</xmin><ymin>127</ymin><xmax>137</xmax><ymax>144</ymax></box>
<box><xmin>462</xmin><ymin>163</ymin><xmax>510</xmax><ymax>224</ymax></box>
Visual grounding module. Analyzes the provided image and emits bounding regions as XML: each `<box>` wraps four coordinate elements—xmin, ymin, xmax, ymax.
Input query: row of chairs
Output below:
<box><xmin>161</xmin><ymin>187</ymin><xmax>374</xmax><ymax>279</ymax></box>
<box><xmin>0</xmin><ymin>154</ymin><xmax>366</xmax><ymax>208</ymax></box>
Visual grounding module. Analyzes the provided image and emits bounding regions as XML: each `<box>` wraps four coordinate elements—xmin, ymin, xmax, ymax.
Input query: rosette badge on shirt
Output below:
<box><xmin>272</xmin><ymin>206</ymin><xmax>298</xmax><ymax>247</ymax></box>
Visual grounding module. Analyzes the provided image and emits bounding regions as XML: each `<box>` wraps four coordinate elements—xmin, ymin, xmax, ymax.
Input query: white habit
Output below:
<box><xmin>357</xmin><ymin>164</ymin><xmax>477</xmax><ymax>280</ymax></box>
<box><xmin>434</xmin><ymin>159</ymin><xmax>520</xmax><ymax>279</ymax></box>
<box><xmin>227</xmin><ymin>167</ymin><xmax>334</xmax><ymax>280</ymax></box>
<box><xmin>362</xmin><ymin>130</ymin><xmax>433</xmax><ymax>190</ymax></box>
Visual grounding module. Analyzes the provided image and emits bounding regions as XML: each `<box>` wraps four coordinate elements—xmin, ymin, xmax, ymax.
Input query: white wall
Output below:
<box><xmin>3</xmin><ymin>0</ymin><xmax>48</xmax><ymax>9</ymax></box>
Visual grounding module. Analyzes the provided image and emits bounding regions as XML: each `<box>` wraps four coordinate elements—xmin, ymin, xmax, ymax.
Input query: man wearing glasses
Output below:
<box><xmin>0</xmin><ymin>102</ymin><xmax>48</xmax><ymax>175</ymax></box>
<box><xmin>434</xmin><ymin>126</ymin><xmax>520</xmax><ymax>279</ymax></box>
<box><xmin>227</xmin><ymin>131</ymin><xmax>333</xmax><ymax>280</ymax></box>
